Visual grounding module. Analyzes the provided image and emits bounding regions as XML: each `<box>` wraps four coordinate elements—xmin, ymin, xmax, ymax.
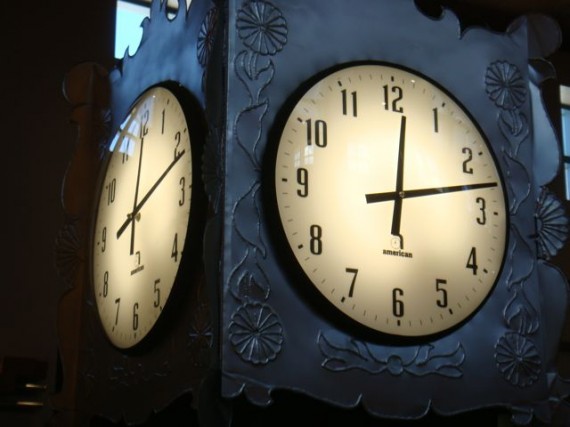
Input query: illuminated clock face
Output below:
<box><xmin>274</xmin><ymin>64</ymin><xmax>507</xmax><ymax>337</ymax></box>
<box><xmin>92</xmin><ymin>86</ymin><xmax>193</xmax><ymax>348</ymax></box>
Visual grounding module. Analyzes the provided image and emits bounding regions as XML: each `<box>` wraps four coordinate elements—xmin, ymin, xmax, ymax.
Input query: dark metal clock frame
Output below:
<box><xmin>209</xmin><ymin>0</ymin><xmax>570</xmax><ymax>424</ymax></box>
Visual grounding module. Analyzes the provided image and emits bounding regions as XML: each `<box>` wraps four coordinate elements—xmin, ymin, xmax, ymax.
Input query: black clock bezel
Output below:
<box><xmin>89</xmin><ymin>81</ymin><xmax>207</xmax><ymax>354</ymax></box>
<box><xmin>263</xmin><ymin>60</ymin><xmax>510</xmax><ymax>344</ymax></box>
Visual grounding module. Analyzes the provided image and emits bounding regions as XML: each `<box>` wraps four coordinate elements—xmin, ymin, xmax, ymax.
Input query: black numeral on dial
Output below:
<box><xmin>476</xmin><ymin>197</ymin><xmax>486</xmax><ymax>225</ymax></box>
<box><xmin>103</xmin><ymin>271</ymin><xmax>109</xmax><ymax>297</ymax></box>
<box><xmin>309</xmin><ymin>225</ymin><xmax>323</xmax><ymax>255</ymax></box>
<box><xmin>341</xmin><ymin>89</ymin><xmax>357</xmax><ymax>117</ymax></box>
<box><xmin>179</xmin><ymin>177</ymin><xmax>186</xmax><ymax>206</ymax></box>
<box><xmin>154</xmin><ymin>279</ymin><xmax>161</xmax><ymax>308</ymax></box>
<box><xmin>101</xmin><ymin>227</ymin><xmax>107</xmax><ymax>252</ymax></box>
<box><xmin>122</xmin><ymin>138</ymin><xmax>130</xmax><ymax>163</ymax></box>
<box><xmin>466</xmin><ymin>247</ymin><xmax>478</xmax><ymax>275</ymax></box>
<box><xmin>174</xmin><ymin>131</ymin><xmax>182</xmax><ymax>158</ymax></box>
<box><xmin>141</xmin><ymin>109</ymin><xmax>149</xmax><ymax>137</ymax></box>
<box><xmin>106</xmin><ymin>179</ymin><xmax>116</xmax><ymax>205</ymax></box>
<box><xmin>436</xmin><ymin>278</ymin><xmax>448</xmax><ymax>308</ymax></box>
<box><xmin>132</xmin><ymin>302</ymin><xmax>139</xmax><ymax>330</ymax></box>
<box><xmin>306</xmin><ymin>119</ymin><xmax>327</xmax><ymax>147</ymax></box>
<box><xmin>433</xmin><ymin>107</ymin><xmax>439</xmax><ymax>133</ymax></box>
<box><xmin>171</xmin><ymin>233</ymin><xmax>179</xmax><ymax>262</ymax></box>
<box><xmin>296</xmin><ymin>168</ymin><xmax>308</xmax><ymax>197</ymax></box>
<box><xmin>114</xmin><ymin>298</ymin><xmax>121</xmax><ymax>325</ymax></box>
<box><xmin>345</xmin><ymin>268</ymin><xmax>358</xmax><ymax>298</ymax></box>
<box><xmin>462</xmin><ymin>147</ymin><xmax>473</xmax><ymax>174</ymax></box>
<box><xmin>383</xmin><ymin>84</ymin><xmax>403</xmax><ymax>113</ymax></box>
<box><xmin>392</xmin><ymin>288</ymin><xmax>404</xmax><ymax>317</ymax></box>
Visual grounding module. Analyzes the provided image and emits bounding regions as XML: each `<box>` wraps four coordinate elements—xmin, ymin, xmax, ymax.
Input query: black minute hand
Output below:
<box><xmin>391</xmin><ymin>115</ymin><xmax>406</xmax><ymax>241</ymax></box>
<box><xmin>117</xmin><ymin>149</ymin><xmax>186</xmax><ymax>239</ymax></box>
<box><xmin>365</xmin><ymin>182</ymin><xmax>498</xmax><ymax>204</ymax></box>
<box><xmin>130</xmin><ymin>136</ymin><xmax>145</xmax><ymax>255</ymax></box>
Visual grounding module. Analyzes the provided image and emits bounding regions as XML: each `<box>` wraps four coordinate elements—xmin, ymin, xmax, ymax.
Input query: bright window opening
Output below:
<box><xmin>115</xmin><ymin>1</ymin><xmax>149</xmax><ymax>58</ymax></box>
<box><xmin>115</xmin><ymin>1</ymin><xmax>188</xmax><ymax>59</ymax></box>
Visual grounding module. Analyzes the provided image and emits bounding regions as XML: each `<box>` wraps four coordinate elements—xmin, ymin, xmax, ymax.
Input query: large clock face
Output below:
<box><xmin>274</xmin><ymin>64</ymin><xmax>507</xmax><ymax>337</ymax></box>
<box><xmin>92</xmin><ymin>86</ymin><xmax>193</xmax><ymax>348</ymax></box>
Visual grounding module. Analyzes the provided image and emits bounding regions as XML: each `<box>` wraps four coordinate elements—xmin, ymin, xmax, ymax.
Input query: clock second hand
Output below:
<box><xmin>116</xmin><ymin>149</ymin><xmax>186</xmax><ymax>240</ymax></box>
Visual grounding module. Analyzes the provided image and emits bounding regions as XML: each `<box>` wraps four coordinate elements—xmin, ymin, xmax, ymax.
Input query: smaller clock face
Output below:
<box><xmin>92</xmin><ymin>87</ymin><xmax>193</xmax><ymax>348</ymax></box>
<box><xmin>274</xmin><ymin>64</ymin><xmax>508</xmax><ymax>337</ymax></box>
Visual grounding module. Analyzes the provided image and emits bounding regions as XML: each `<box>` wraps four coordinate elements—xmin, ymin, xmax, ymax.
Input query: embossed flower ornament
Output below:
<box><xmin>236</xmin><ymin>1</ymin><xmax>288</xmax><ymax>56</ymax></box>
<box><xmin>535</xmin><ymin>188</ymin><xmax>569</xmax><ymax>260</ymax></box>
<box><xmin>54</xmin><ymin>221</ymin><xmax>82</xmax><ymax>287</ymax></box>
<box><xmin>495</xmin><ymin>333</ymin><xmax>541</xmax><ymax>387</ymax></box>
<box><xmin>229</xmin><ymin>302</ymin><xmax>283</xmax><ymax>364</ymax></box>
<box><xmin>485</xmin><ymin>61</ymin><xmax>526</xmax><ymax>110</ymax></box>
<box><xmin>197</xmin><ymin>7</ymin><xmax>218</xmax><ymax>67</ymax></box>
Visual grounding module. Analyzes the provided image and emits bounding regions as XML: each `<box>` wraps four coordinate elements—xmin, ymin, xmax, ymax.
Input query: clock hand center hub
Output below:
<box><xmin>124</xmin><ymin>211</ymin><xmax>142</xmax><ymax>228</ymax></box>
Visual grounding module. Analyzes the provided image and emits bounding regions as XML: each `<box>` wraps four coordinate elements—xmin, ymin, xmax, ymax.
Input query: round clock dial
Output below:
<box><xmin>92</xmin><ymin>86</ymin><xmax>193</xmax><ymax>348</ymax></box>
<box><xmin>274</xmin><ymin>64</ymin><xmax>507</xmax><ymax>337</ymax></box>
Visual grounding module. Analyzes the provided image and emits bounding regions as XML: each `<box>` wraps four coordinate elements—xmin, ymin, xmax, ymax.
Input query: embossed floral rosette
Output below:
<box><xmin>483</xmin><ymin>19</ymin><xmax>570</xmax><ymax>424</ymax></box>
<box><xmin>226</xmin><ymin>0</ymin><xmax>288</xmax><ymax>369</ymax></box>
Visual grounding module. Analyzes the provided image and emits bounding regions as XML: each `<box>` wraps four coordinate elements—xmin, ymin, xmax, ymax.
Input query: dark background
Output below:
<box><xmin>2</xmin><ymin>0</ymin><xmax>570</xmax><ymax>426</ymax></box>
<box><xmin>2</xmin><ymin>1</ymin><xmax>115</xmax><ymax>425</ymax></box>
